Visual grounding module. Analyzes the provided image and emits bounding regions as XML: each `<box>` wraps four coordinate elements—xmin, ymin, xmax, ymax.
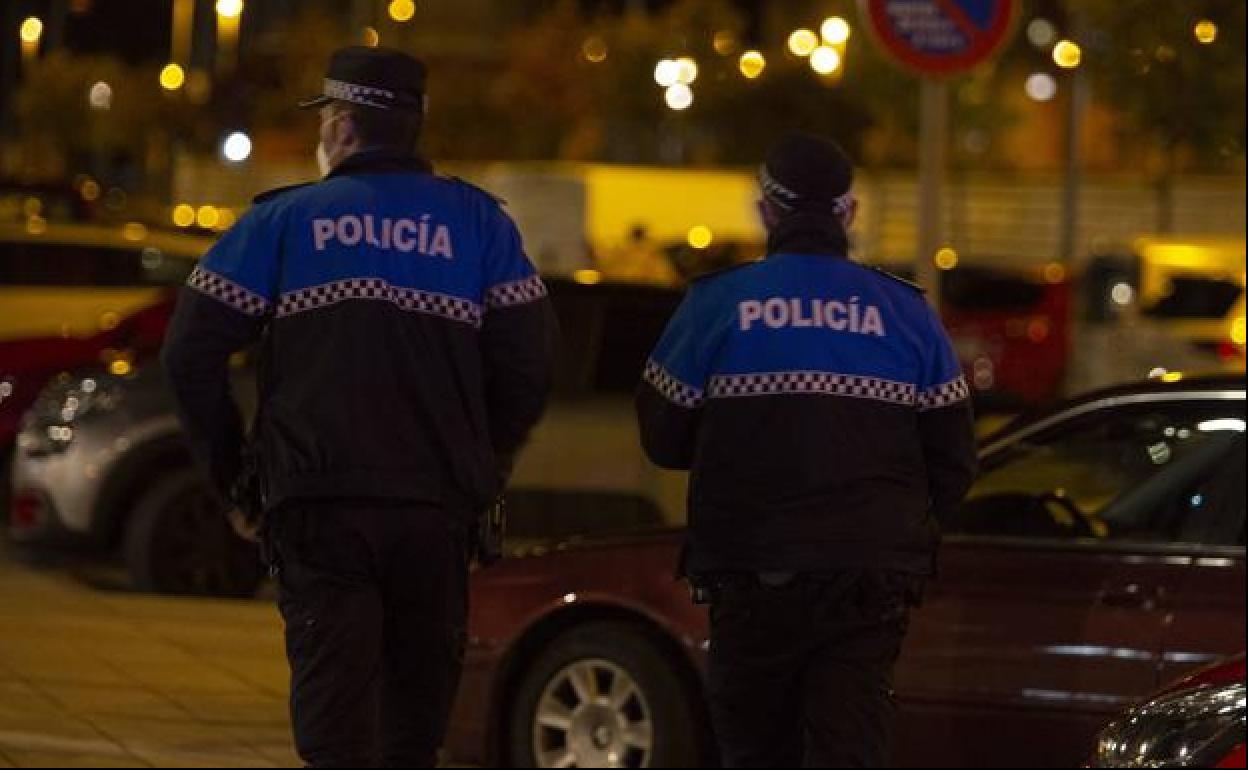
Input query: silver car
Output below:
<box><xmin>8</xmin><ymin>363</ymin><xmax>263</xmax><ymax>596</ymax></box>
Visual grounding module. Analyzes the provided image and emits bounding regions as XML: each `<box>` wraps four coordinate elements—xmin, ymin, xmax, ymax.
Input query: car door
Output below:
<box><xmin>1156</xmin><ymin>431</ymin><xmax>1247</xmax><ymax>683</ymax></box>
<box><xmin>893</xmin><ymin>393</ymin><xmax>1247</xmax><ymax>768</ymax></box>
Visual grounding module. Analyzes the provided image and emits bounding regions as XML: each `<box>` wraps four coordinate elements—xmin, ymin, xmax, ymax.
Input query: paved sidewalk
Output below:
<box><xmin>0</xmin><ymin>551</ymin><xmax>298</xmax><ymax>768</ymax></box>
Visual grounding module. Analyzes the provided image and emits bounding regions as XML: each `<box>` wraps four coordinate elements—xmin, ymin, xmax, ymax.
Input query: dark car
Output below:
<box><xmin>1089</xmin><ymin>653</ymin><xmax>1245</xmax><ymax>768</ymax></box>
<box><xmin>442</xmin><ymin>373</ymin><xmax>1246</xmax><ymax>768</ymax></box>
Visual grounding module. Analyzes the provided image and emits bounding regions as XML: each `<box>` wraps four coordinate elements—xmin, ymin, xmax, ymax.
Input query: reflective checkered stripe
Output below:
<box><xmin>708</xmin><ymin>371</ymin><xmax>917</xmax><ymax>407</ymax></box>
<box><xmin>485</xmin><ymin>274</ymin><xmax>548</xmax><ymax>310</ymax></box>
<box><xmin>187</xmin><ymin>266</ymin><xmax>270</xmax><ymax>317</ymax></box>
<box><xmin>324</xmin><ymin>78</ymin><xmax>394</xmax><ymax>109</ymax></box>
<box><xmin>917</xmin><ymin>376</ymin><xmax>970</xmax><ymax>411</ymax></box>
<box><xmin>276</xmin><ymin>278</ymin><xmax>483</xmax><ymax>327</ymax></box>
<box><xmin>643</xmin><ymin>360</ymin><xmax>705</xmax><ymax>409</ymax></box>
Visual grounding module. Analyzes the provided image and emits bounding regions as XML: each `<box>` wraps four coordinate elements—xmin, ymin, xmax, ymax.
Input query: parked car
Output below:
<box><xmin>441</xmin><ymin>372</ymin><xmax>1245</xmax><ymax>768</ymax></box>
<box><xmin>7</xmin><ymin>276</ymin><xmax>686</xmax><ymax>595</ymax></box>
<box><xmin>1089</xmin><ymin>653</ymin><xmax>1245</xmax><ymax>768</ymax></box>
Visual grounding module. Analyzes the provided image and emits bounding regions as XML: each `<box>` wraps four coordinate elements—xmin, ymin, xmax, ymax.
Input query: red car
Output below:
<box><xmin>1089</xmin><ymin>654</ymin><xmax>1246</xmax><ymax>768</ymax></box>
<box><xmin>445</xmin><ymin>373</ymin><xmax>1246</xmax><ymax>768</ymax></box>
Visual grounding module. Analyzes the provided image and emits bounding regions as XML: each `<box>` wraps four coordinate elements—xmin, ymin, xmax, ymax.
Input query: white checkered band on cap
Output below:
<box><xmin>708</xmin><ymin>371</ymin><xmax>917</xmax><ymax>407</ymax></box>
<box><xmin>917</xmin><ymin>376</ymin><xmax>971</xmax><ymax>411</ymax></box>
<box><xmin>323</xmin><ymin>78</ymin><xmax>395</xmax><ymax>110</ymax></box>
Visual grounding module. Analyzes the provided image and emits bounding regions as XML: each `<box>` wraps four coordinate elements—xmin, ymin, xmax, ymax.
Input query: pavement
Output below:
<box><xmin>0</xmin><ymin>545</ymin><xmax>299</xmax><ymax>768</ymax></box>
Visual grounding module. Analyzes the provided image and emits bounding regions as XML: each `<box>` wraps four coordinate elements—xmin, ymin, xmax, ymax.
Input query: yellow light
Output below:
<box><xmin>109</xmin><ymin>359</ymin><xmax>133</xmax><ymax>377</ymax></box>
<box><xmin>99</xmin><ymin>312</ymin><xmax>120</xmax><ymax>331</ymax></box>
<box><xmin>1231</xmin><ymin>317</ymin><xmax>1246</xmax><ymax>346</ymax></box>
<box><xmin>1160</xmin><ymin>371</ymin><xmax>1184</xmax><ymax>383</ymax></box>
<box><xmin>23</xmin><ymin>197</ymin><xmax>42</xmax><ymax>217</ymax></box>
<box><xmin>215</xmin><ymin>0</ymin><xmax>243</xmax><ymax>19</ymax></box>
<box><xmin>934</xmin><ymin>247</ymin><xmax>959</xmax><ymax>271</ymax></box>
<box><xmin>19</xmin><ymin>17</ymin><xmax>43</xmax><ymax>44</ymax></box>
<box><xmin>122</xmin><ymin>222</ymin><xmax>148</xmax><ymax>242</ymax></box>
<box><xmin>215</xmin><ymin>208</ymin><xmax>236</xmax><ymax>230</ymax></box>
<box><xmin>1053</xmin><ymin>40</ymin><xmax>1082</xmax><ymax>69</ymax></box>
<box><xmin>810</xmin><ymin>46</ymin><xmax>841</xmax><ymax>75</ymax></box>
<box><xmin>160</xmin><ymin>63</ymin><xmax>186</xmax><ymax>91</ymax></box>
<box><xmin>362</xmin><ymin>26</ymin><xmax>380</xmax><ymax>47</ymax></box>
<box><xmin>675</xmin><ymin>56</ymin><xmax>698</xmax><ymax>85</ymax></box>
<box><xmin>739</xmin><ymin>50</ymin><xmax>766</xmax><ymax>79</ymax></box>
<box><xmin>1194</xmin><ymin>20</ymin><xmax>1217</xmax><ymax>45</ymax></box>
<box><xmin>25</xmin><ymin>216</ymin><xmax>47</xmax><ymax>236</ymax></box>
<box><xmin>1043</xmin><ymin>262</ymin><xmax>1067</xmax><ymax>283</ymax></box>
<box><xmin>821</xmin><ymin>17</ymin><xmax>851</xmax><ymax>45</ymax></box>
<box><xmin>172</xmin><ymin>204</ymin><xmax>196</xmax><ymax>228</ymax></box>
<box><xmin>664</xmin><ymin>83</ymin><xmax>693</xmax><ymax>111</ymax></box>
<box><xmin>582</xmin><ymin>36</ymin><xmax>607</xmax><ymax>63</ymax></box>
<box><xmin>80</xmin><ymin>179</ymin><xmax>101</xmax><ymax>202</ymax></box>
<box><xmin>388</xmin><ymin>0</ymin><xmax>415</xmax><ymax>23</ymax></box>
<box><xmin>788</xmin><ymin>28</ymin><xmax>819</xmax><ymax>57</ymax></box>
<box><xmin>688</xmin><ymin>225</ymin><xmax>713</xmax><ymax>249</ymax></box>
<box><xmin>573</xmin><ymin>269</ymin><xmax>603</xmax><ymax>285</ymax></box>
<box><xmin>196</xmin><ymin>205</ymin><xmax>220</xmax><ymax>229</ymax></box>
<box><xmin>713</xmin><ymin>29</ymin><xmax>736</xmax><ymax>56</ymax></box>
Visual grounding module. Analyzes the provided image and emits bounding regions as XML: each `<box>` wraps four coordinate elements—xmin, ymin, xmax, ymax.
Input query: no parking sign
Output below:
<box><xmin>861</xmin><ymin>0</ymin><xmax>1017</xmax><ymax>77</ymax></box>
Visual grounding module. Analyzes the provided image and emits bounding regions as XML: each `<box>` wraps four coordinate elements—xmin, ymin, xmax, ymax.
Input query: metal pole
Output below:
<box><xmin>1059</xmin><ymin>27</ymin><xmax>1088</xmax><ymax>264</ymax></box>
<box><xmin>917</xmin><ymin>78</ymin><xmax>947</xmax><ymax>309</ymax></box>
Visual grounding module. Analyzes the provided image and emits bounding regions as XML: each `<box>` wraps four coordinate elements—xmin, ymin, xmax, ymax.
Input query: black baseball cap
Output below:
<box><xmin>759</xmin><ymin>132</ymin><xmax>854</xmax><ymax>214</ymax></box>
<box><xmin>299</xmin><ymin>46</ymin><xmax>427</xmax><ymax>112</ymax></box>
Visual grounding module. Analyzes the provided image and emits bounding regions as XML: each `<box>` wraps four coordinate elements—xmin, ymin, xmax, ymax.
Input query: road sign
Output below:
<box><xmin>861</xmin><ymin>0</ymin><xmax>1017</xmax><ymax>77</ymax></box>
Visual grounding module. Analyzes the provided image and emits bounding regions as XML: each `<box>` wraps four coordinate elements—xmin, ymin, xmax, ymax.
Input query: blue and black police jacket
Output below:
<box><xmin>162</xmin><ymin>150</ymin><xmax>557</xmax><ymax>512</ymax></box>
<box><xmin>636</xmin><ymin>213</ymin><xmax>977</xmax><ymax>575</ymax></box>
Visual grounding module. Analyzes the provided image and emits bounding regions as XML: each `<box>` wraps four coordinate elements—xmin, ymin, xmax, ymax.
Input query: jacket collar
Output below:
<box><xmin>327</xmin><ymin>148</ymin><xmax>433</xmax><ymax>178</ymax></box>
<box><xmin>766</xmin><ymin>211</ymin><xmax>850</xmax><ymax>258</ymax></box>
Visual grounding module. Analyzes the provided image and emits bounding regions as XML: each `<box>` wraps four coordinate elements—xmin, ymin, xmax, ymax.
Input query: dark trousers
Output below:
<box><xmin>268</xmin><ymin>501</ymin><xmax>470</xmax><ymax>768</ymax></box>
<box><xmin>706</xmin><ymin>570</ymin><xmax>917</xmax><ymax>768</ymax></box>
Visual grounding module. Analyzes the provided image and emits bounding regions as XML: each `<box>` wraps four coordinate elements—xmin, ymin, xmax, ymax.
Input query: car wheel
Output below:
<box><xmin>124</xmin><ymin>469</ymin><xmax>263</xmax><ymax>597</ymax></box>
<box><xmin>508</xmin><ymin>621</ymin><xmax>702</xmax><ymax>768</ymax></box>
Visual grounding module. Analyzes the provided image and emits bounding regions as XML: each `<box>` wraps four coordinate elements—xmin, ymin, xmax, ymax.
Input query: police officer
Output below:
<box><xmin>636</xmin><ymin>132</ymin><xmax>977</xmax><ymax>768</ymax></box>
<box><xmin>162</xmin><ymin>47</ymin><xmax>556</xmax><ymax>767</ymax></box>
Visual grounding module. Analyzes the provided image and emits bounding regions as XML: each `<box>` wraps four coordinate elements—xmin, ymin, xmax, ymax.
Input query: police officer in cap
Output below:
<box><xmin>637</xmin><ymin>132</ymin><xmax>977</xmax><ymax>767</ymax></box>
<box><xmin>163</xmin><ymin>47</ymin><xmax>556</xmax><ymax>767</ymax></box>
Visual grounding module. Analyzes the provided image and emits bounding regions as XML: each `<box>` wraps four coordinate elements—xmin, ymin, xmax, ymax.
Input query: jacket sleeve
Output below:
<box><xmin>479</xmin><ymin>205</ymin><xmax>557</xmax><ymax>479</ymax></box>
<box><xmin>161</xmin><ymin>206</ymin><xmax>280</xmax><ymax>502</ymax></box>
<box><xmin>635</xmin><ymin>285</ymin><xmax>713</xmax><ymax>470</ymax></box>
<box><xmin>916</xmin><ymin>304</ymin><xmax>978</xmax><ymax>520</ymax></box>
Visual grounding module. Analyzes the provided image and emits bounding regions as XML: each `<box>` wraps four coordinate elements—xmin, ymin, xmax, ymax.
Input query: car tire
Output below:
<box><xmin>507</xmin><ymin>621</ymin><xmax>702</xmax><ymax>768</ymax></box>
<box><xmin>124</xmin><ymin>469</ymin><xmax>263</xmax><ymax>598</ymax></box>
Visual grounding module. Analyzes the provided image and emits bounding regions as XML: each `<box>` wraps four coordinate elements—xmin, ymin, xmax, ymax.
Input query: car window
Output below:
<box><xmin>1162</xmin><ymin>436</ymin><xmax>1246</xmax><ymax>547</ymax></box>
<box><xmin>946</xmin><ymin>401</ymin><xmax>1246</xmax><ymax>542</ymax></box>
<box><xmin>1141</xmin><ymin>276</ymin><xmax>1244</xmax><ymax>320</ymax></box>
<box><xmin>548</xmin><ymin>281</ymin><xmax>682</xmax><ymax>398</ymax></box>
<box><xmin>0</xmin><ymin>241</ymin><xmax>194</xmax><ymax>286</ymax></box>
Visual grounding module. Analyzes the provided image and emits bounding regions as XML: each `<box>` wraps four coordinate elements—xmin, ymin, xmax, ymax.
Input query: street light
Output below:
<box><xmin>1024</xmin><ymin>72</ymin><xmax>1058</xmax><ymax>102</ymax></box>
<box><xmin>1052</xmin><ymin>40</ymin><xmax>1082</xmax><ymax>69</ymax></box>
<box><xmin>810</xmin><ymin>46</ymin><xmax>841</xmax><ymax>75</ymax></box>
<box><xmin>787</xmin><ymin>28</ymin><xmax>818</xmax><ymax>57</ymax></box>
<box><xmin>654</xmin><ymin>59</ymin><xmax>680</xmax><ymax>88</ymax></box>
<box><xmin>675</xmin><ymin>56</ymin><xmax>698</xmax><ymax>85</ymax></box>
<box><xmin>160</xmin><ymin>63</ymin><xmax>186</xmax><ymax>91</ymax></box>
<box><xmin>222</xmin><ymin>132</ymin><xmax>252</xmax><ymax>163</ymax></box>
<box><xmin>664</xmin><ymin>83</ymin><xmax>693</xmax><ymax>111</ymax></box>
<box><xmin>1194</xmin><ymin>20</ymin><xmax>1217</xmax><ymax>45</ymax></box>
<box><xmin>738</xmin><ymin>50</ymin><xmax>766</xmax><ymax>79</ymax></box>
<box><xmin>88</xmin><ymin>81</ymin><xmax>113</xmax><ymax>110</ymax></box>
<box><xmin>388</xmin><ymin>0</ymin><xmax>415</xmax><ymax>23</ymax></box>
<box><xmin>19</xmin><ymin>16</ymin><xmax>43</xmax><ymax>62</ymax></box>
<box><xmin>215</xmin><ymin>0</ymin><xmax>244</xmax><ymax>77</ymax></box>
<box><xmin>821</xmin><ymin>17</ymin><xmax>851</xmax><ymax>45</ymax></box>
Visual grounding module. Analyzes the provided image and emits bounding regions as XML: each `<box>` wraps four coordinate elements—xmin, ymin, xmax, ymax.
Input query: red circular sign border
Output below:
<box><xmin>861</xmin><ymin>0</ymin><xmax>1018</xmax><ymax>76</ymax></box>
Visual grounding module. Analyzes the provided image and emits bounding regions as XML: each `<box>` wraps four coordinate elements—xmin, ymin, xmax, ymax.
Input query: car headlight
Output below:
<box><xmin>1093</xmin><ymin>682</ymin><xmax>1246</xmax><ymax>767</ymax></box>
<box><xmin>17</xmin><ymin>373</ymin><xmax>124</xmax><ymax>454</ymax></box>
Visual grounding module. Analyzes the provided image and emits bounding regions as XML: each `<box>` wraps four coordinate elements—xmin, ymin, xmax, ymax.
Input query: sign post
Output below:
<box><xmin>860</xmin><ymin>0</ymin><xmax>1018</xmax><ymax>306</ymax></box>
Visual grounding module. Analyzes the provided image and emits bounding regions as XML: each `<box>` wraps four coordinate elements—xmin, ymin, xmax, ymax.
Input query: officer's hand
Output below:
<box><xmin>227</xmin><ymin>508</ymin><xmax>261</xmax><ymax>543</ymax></box>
